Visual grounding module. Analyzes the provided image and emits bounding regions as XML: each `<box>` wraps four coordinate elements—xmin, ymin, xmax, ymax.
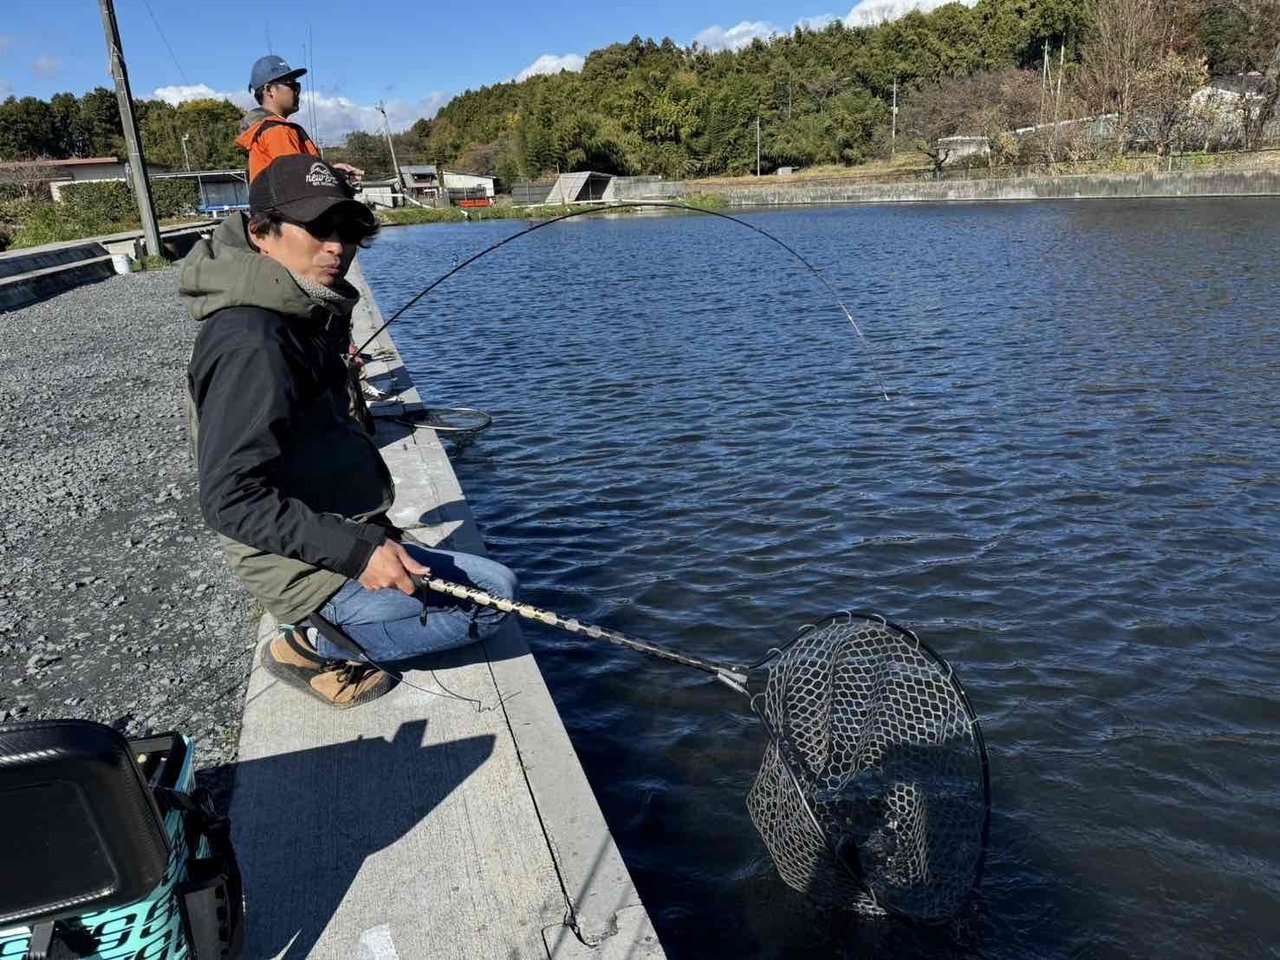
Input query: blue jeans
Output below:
<box><xmin>311</xmin><ymin>544</ymin><xmax>517</xmax><ymax>663</ymax></box>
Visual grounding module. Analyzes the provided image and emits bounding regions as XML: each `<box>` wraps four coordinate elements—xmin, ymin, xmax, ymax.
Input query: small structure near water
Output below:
<box><xmin>544</xmin><ymin>170</ymin><xmax>614</xmax><ymax>204</ymax></box>
<box><xmin>398</xmin><ymin>165</ymin><xmax>496</xmax><ymax>206</ymax></box>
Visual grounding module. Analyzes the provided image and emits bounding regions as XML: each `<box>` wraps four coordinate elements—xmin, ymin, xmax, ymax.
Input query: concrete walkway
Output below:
<box><xmin>228</xmin><ymin>261</ymin><xmax>664</xmax><ymax>960</ymax></box>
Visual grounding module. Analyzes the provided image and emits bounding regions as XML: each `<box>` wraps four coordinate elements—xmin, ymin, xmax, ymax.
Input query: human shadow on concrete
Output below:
<box><xmin>410</xmin><ymin>497</ymin><xmax>478</xmax><ymax>541</ymax></box>
<box><xmin>382</xmin><ymin>617</ymin><xmax>532</xmax><ymax>677</ymax></box>
<box><xmin>206</xmin><ymin>719</ymin><xmax>494</xmax><ymax>960</ymax></box>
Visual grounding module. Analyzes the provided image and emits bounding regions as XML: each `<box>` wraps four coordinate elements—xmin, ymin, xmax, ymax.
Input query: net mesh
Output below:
<box><xmin>396</xmin><ymin>407</ymin><xmax>492</xmax><ymax>448</ymax></box>
<box><xmin>745</xmin><ymin>613</ymin><xmax>988</xmax><ymax>922</ymax></box>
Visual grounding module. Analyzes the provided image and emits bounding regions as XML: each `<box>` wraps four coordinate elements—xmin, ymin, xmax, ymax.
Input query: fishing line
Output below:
<box><xmin>355</xmin><ymin>201</ymin><xmax>892</xmax><ymax>401</ymax></box>
<box><xmin>303</xmin><ymin>613</ymin><xmax>504</xmax><ymax>713</ymax></box>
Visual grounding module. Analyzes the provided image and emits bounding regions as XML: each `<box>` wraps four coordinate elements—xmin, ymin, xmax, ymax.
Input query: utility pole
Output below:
<box><xmin>98</xmin><ymin>0</ymin><xmax>160</xmax><ymax>258</ymax></box>
<box><xmin>180</xmin><ymin>133</ymin><xmax>192</xmax><ymax>171</ymax></box>
<box><xmin>1040</xmin><ymin>39</ymin><xmax>1050</xmax><ymax>127</ymax></box>
<box><xmin>1054</xmin><ymin>42</ymin><xmax>1066</xmax><ymax>123</ymax></box>
<box><xmin>756</xmin><ymin>116</ymin><xmax>761</xmax><ymax>177</ymax></box>
<box><xmin>891</xmin><ymin>77</ymin><xmax>898</xmax><ymax>156</ymax></box>
<box><xmin>376</xmin><ymin>102</ymin><xmax>404</xmax><ymax>198</ymax></box>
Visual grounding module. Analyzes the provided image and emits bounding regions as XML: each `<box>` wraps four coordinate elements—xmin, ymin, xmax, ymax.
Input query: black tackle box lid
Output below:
<box><xmin>0</xmin><ymin>719</ymin><xmax>171</xmax><ymax>927</ymax></box>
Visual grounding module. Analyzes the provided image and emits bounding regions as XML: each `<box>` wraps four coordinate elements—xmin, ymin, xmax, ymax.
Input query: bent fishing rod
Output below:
<box><xmin>311</xmin><ymin>572</ymin><xmax>769</xmax><ymax>702</ymax></box>
<box><xmin>355</xmin><ymin>200</ymin><xmax>891</xmax><ymax>401</ymax></box>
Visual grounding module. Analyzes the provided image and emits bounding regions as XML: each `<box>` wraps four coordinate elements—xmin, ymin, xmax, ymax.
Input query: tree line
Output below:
<box><xmin>417</xmin><ymin>0</ymin><xmax>1280</xmax><ymax>181</ymax></box>
<box><xmin>0</xmin><ymin>88</ymin><xmax>247</xmax><ymax>173</ymax></box>
<box><xmin>2</xmin><ymin>0</ymin><xmax>1278</xmax><ymax>187</ymax></box>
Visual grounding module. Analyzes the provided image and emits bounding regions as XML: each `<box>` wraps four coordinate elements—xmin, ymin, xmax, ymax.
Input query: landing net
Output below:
<box><xmin>394</xmin><ymin>407</ymin><xmax>493</xmax><ymax>447</ymax></box>
<box><xmin>745</xmin><ymin>613</ymin><xmax>989</xmax><ymax>922</ymax></box>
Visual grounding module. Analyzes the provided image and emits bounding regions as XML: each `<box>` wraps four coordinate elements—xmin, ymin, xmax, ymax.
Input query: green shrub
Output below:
<box><xmin>8</xmin><ymin>201</ymin><xmax>108</xmax><ymax>247</ymax></box>
<box><xmin>58</xmin><ymin>181</ymin><xmax>135</xmax><ymax>225</ymax></box>
<box><xmin>136</xmin><ymin>254</ymin><xmax>172</xmax><ymax>271</ymax></box>
<box><xmin>376</xmin><ymin>205</ymin><xmax>468</xmax><ymax>225</ymax></box>
<box><xmin>54</xmin><ymin>178</ymin><xmax>197</xmax><ymax>227</ymax></box>
<box><xmin>0</xmin><ymin>198</ymin><xmax>46</xmax><ymax>227</ymax></box>
<box><xmin>683</xmin><ymin>192</ymin><xmax>728</xmax><ymax>210</ymax></box>
<box><xmin>150</xmin><ymin>179</ymin><xmax>199</xmax><ymax>218</ymax></box>
<box><xmin>4</xmin><ymin>178</ymin><xmax>197</xmax><ymax>248</ymax></box>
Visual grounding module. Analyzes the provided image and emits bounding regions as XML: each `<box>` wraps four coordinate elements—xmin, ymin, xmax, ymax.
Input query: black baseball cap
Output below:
<box><xmin>249</xmin><ymin>155</ymin><xmax>375</xmax><ymax>229</ymax></box>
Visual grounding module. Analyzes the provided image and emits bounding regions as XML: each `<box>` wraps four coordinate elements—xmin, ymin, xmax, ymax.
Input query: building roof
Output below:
<box><xmin>400</xmin><ymin>165</ymin><xmax>495</xmax><ymax>181</ymax></box>
<box><xmin>151</xmin><ymin>169</ymin><xmax>247</xmax><ymax>181</ymax></box>
<box><xmin>0</xmin><ymin>156</ymin><xmax>121</xmax><ymax>170</ymax></box>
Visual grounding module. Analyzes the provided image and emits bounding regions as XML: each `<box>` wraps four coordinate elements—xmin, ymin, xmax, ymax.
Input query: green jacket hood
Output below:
<box><xmin>178</xmin><ymin>212</ymin><xmax>359</xmax><ymax>323</ymax></box>
<box><xmin>238</xmin><ymin>106</ymin><xmax>273</xmax><ymax>134</ymax></box>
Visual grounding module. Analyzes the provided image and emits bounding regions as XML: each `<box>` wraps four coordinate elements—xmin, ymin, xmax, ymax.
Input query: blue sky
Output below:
<box><xmin>1</xmin><ymin>0</ymin><xmax>960</xmax><ymax>140</ymax></box>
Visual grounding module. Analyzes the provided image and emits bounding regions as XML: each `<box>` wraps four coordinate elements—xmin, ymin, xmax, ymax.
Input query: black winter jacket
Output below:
<box><xmin>182</xmin><ymin>214</ymin><xmax>395</xmax><ymax>621</ymax></box>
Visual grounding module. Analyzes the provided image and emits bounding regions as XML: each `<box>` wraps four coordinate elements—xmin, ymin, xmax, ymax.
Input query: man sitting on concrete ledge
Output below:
<box><xmin>181</xmin><ymin>155</ymin><xmax>516</xmax><ymax>708</ymax></box>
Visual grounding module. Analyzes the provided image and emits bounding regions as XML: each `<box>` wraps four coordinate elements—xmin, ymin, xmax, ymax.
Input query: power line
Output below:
<box><xmin>141</xmin><ymin>0</ymin><xmax>188</xmax><ymax>85</ymax></box>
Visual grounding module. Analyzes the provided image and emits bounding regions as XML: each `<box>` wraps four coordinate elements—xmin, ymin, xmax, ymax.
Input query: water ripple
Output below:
<box><xmin>363</xmin><ymin>199</ymin><xmax>1280</xmax><ymax>960</ymax></box>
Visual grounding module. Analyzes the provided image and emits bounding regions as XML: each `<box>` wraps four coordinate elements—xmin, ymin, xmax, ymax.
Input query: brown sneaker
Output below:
<box><xmin>260</xmin><ymin>626</ymin><xmax>397</xmax><ymax>709</ymax></box>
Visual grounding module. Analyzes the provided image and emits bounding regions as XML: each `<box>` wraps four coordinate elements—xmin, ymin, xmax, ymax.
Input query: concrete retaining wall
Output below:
<box><xmin>0</xmin><ymin>241</ymin><xmax>109</xmax><ymax>280</ymax></box>
<box><xmin>608</xmin><ymin>176</ymin><xmax>682</xmax><ymax>201</ymax></box>
<box><xmin>0</xmin><ymin>242</ymin><xmax>115</xmax><ymax>312</ymax></box>
<box><xmin>0</xmin><ymin>222</ymin><xmax>215</xmax><ymax>313</ymax></box>
<box><xmin>638</xmin><ymin>168</ymin><xmax>1280</xmax><ymax>206</ymax></box>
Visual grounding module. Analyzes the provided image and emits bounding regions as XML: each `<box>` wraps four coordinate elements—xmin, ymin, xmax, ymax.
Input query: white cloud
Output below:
<box><xmin>796</xmin><ymin>14</ymin><xmax>840</xmax><ymax>31</ymax></box>
<box><xmin>691</xmin><ymin>0</ymin><xmax>976</xmax><ymax>52</ymax></box>
<box><xmin>152</xmin><ymin>83</ymin><xmax>244</xmax><ymax>107</ymax></box>
<box><xmin>0</xmin><ymin>79</ymin><xmax>11</xmax><ymax>98</ymax></box>
<box><xmin>693</xmin><ymin>20</ymin><xmax>780</xmax><ymax>52</ymax></box>
<box><xmin>150</xmin><ymin>84</ymin><xmax>450</xmax><ymax>143</ymax></box>
<box><xmin>843</xmin><ymin>0</ymin><xmax>977</xmax><ymax>26</ymax></box>
<box><xmin>31</xmin><ymin>54</ymin><xmax>60</xmax><ymax>78</ymax></box>
<box><xmin>515</xmin><ymin>53</ymin><xmax>585</xmax><ymax>82</ymax></box>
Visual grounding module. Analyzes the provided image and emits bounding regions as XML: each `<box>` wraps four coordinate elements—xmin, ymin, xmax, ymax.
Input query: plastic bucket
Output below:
<box><xmin>111</xmin><ymin>253</ymin><xmax>133</xmax><ymax>275</ymax></box>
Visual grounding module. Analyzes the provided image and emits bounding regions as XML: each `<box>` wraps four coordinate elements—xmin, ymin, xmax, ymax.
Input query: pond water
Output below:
<box><xmin>362</xmin><ymin>199</ymin><xmax>1280</xmax><ymax>960</ymax></box>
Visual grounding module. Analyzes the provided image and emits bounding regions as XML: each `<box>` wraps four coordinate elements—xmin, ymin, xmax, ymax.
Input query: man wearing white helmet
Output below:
<box><xmin>235</xmin><ymin>54</ymin><xmax>363</xmax><ymax>184</ymax></box>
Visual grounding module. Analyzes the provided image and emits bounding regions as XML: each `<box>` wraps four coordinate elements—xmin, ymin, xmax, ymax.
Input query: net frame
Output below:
<box><xmin>393</xmin><ymin>407</ymin><xmax>493</xmax><ymax>446</ymax></box>
<box><xmin>744</xmin><ymin>612</ymin><xmax>990</xmax><ymax>923</ymax></box>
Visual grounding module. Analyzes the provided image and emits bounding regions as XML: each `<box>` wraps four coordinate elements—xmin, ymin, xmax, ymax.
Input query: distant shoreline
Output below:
<box><xmin>375</xmin><ymin>167</ymin><xmax>1280</xmax><ymax>230</ymax></box>
<box><xmin>632</xmin><ymin>167</ymin><xmax>1280</xmax><ymax>207</ymax></box>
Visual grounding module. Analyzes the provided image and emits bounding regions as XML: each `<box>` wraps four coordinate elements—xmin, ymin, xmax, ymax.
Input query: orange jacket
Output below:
<box><xmin>235</xmin><ymin>113</ymin><xmax>321</xmax><ymax>182</ymax></box>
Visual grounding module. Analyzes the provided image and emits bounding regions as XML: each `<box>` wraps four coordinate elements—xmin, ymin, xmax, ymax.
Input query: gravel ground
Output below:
<box><xmin>0</xmin><ymin>269</ymin><xmax>255</xmax><ymax>798</ymax></box>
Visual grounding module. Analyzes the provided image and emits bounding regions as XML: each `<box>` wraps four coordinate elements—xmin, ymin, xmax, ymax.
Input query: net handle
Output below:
<box><xmin>415</xmin><ymin>576</ymin><xmax>750</xmax><ymax>690</ymax></box>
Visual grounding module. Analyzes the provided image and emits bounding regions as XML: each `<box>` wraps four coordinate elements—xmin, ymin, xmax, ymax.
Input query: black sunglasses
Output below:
<box><xmin>281</xmin><ymin>213</ymin><xmax>371</xmax><ymax>245</ymax></box>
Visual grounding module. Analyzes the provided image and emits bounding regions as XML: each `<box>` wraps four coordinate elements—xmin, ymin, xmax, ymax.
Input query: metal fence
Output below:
<box><xmin>511</xmin><ymin>182</ymin><xmax>554</xmax><ymax>205</ymax></box>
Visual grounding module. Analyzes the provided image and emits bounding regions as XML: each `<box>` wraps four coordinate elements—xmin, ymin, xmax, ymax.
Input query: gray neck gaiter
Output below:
<box><xmin>290</xmin><ymin>270</ymin><xmax>358</xmax><ymax>318</ymax></box>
